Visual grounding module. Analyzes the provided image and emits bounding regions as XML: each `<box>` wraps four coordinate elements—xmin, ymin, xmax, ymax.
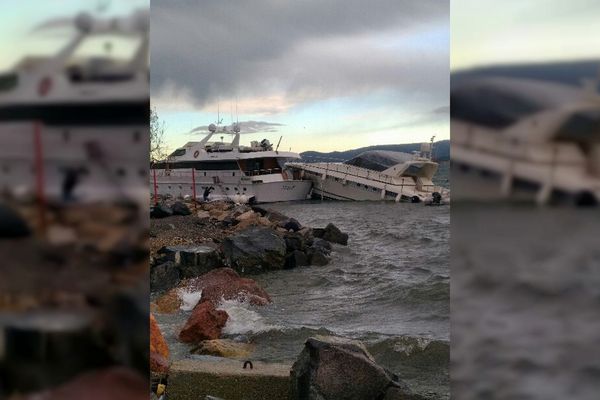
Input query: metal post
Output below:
<box><xmin>191</xmin><ymin>168</ymin><xmax>197</xmax><ymax>206</ymax></box>
<box><xmin>152</xmin><ymin>167</ymin><xmax>158</xmax><ymax>205</ymax></box>
<box><xmin>33</xmin><ymin>121</ymin><xmax>47</xmax><ymax>234</ymax></box>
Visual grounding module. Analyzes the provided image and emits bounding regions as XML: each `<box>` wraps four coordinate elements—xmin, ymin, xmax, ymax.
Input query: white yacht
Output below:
<box><xmin>451</xmin><ymin>76</ymin><xmax>600</xmax><ymax>205</ymax></box>
<box><xmin>287</xmin><ymin>140</ymin><xmax>449</xmax><ymax>203</ymax></box>
<box><xmin>151</xmin><ymin>123</ymin><xmax>312</xmax><ymax>203</ymax></box>
<box><xmin>0</xmin><ymin>10</ymin><xmax>149</xmax><ymax>203</ymax></box>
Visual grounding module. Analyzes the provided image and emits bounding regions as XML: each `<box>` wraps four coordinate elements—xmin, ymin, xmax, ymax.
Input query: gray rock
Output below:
<box><xmin>158</xmin><ymin>245</ymin><xmax>222</xmax><ymax>278</ymax></box>
<box><xmin>314</xmin><ymin>223</ymin><xmax>348</xmax><ymax>245</ymax></box>
<box><xmin>312</xmin><ymin>238</ymin><xmax>332</xmax><ymax>252</ymax></box>
<box><xmin>285</xmin><ymin>250</ymin><xmax>309</xmax><ymax>269</ymax></box>
<box><xmin>172</xmin><ymin>201</ymin><xmax>192</xmax><ymax>216</ymax></box>
<box><xmin>223</xmin><ymin>227</ymin><xmax>287</xmax><ymax>273</ymax></box>
<box><xmin>150</xmin><ymin>261</ymin><xmax>181</xmax><ymax>292</ymax></box>
<box><xmin>291</xmin><ymin>336</ymin><xmax>418</xmax><ymax>400</ymax></box>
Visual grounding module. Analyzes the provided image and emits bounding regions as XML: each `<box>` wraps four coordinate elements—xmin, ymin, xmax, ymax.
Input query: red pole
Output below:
<box><xmin>33</xmin><ymin>121</ymin><xmax>46</xmax><ymax>234</ymax></box>
<box><xmin>191</xmin><ymin>168</ymin><xmax>197</xmax><ymax>205</ymax></box>
<box><xmin>152</xmin><ymin>167</ymin><xmax>158</xmax><ymax>205</ymax></box>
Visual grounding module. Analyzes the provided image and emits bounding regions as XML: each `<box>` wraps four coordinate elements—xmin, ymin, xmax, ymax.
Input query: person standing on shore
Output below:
<box><xmin>203</xmin><ymin>186</ymin><xmax>215</xmax><ymax>202</ymax></box>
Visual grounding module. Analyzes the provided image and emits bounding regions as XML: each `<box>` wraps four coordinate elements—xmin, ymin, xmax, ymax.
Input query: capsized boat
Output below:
<box><xmin>287</xmin><ymin>140</ymin><xmax>449</xmax><ymax>203</ymax></box>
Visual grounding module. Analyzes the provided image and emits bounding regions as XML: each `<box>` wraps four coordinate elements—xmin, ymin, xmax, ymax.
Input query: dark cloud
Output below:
<box><xmin>151</xmin><ymin>0</ymin><xmax>448</xmax><ymax>111</ymax></box>
<box><xmin>190</xmin><ymin>120</ymin><xmax>284</xmax><ymax>134</ymax></box>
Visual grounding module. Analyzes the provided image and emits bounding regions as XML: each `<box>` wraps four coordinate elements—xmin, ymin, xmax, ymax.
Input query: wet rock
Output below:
<box><xmin>191</xmin><ymin>339</ymin><xmax>255</xmax><ymax>359</ymax></box>
<box><xmin>291</xmin><ymin>336</ymin><xmax>418</xmax><ymax>400</ymax></box>
<box><xmin>22</xmin><ymin>367</ymin><xmax>148</xmax><ymax>400</ymax></box>
<box><xmin>150</xmin><ymin>314</ymin><xmax>170</xmax><ymax>374</ymax></box>
<box><xmin>0</xmin><ymin>203</ymin><xmax>31</xmax><ymax>238</ymax></box>
<box><xmin>179</xmin><ymin>301</ymin><xmax>229</xmax><ymax>343</ymax></box>
<box><xmin>285</xmin><ymin>250</ymin><xmax>309</xmax><ymax>269</ymax></box>
<box><xmin>279</xmin><ymin>217</ymin><xmax>302</xmax><ymax>232</ymax></box>
<box><xmin>198</xmin><ymin>268</ymin><xmax>271</xmax><ymax>306</ymax></box>
<box><xmin>157</xmin><ymin>244</ymin><xmax>221</xmax><ymax>278</ymax></box>
<box><xmin>223</xmin><ymin>226</ymin><xmax>287</xmax><ymax>273</ymax></box>
<box><xmin>312</xmin><ymin>237</ymin><xmax>333</xmax><ymax>252</ymax></box>
<box><xmin>250</xmin><ymin>206</ymin><xmax>288</xmax><ymax>224</ymax></box>
<box><xmin>154</xmin><ymin>289</ymin><xmax>182</xmax><ymax>313</ymax></box>
<box><xmin>313</xmin><ymin>223</ymin><xmax>349</xmax><ymax>245</ymax></box>
<box><xmin>172</xmin><ymin>201</ymin><xmax>192</xmax><ymax>216</ymax></box>
<box><xmin>150</xmin><ymin>261</ymin><xmax>181</xmax><ymax>292</ymax></box>
<box><xmin>151</xmin><ymin>204</ymin><xmax>173</xmax><ymax>219</ymax></box>
<box><xmin>284</xmin><ymin>232</ymin><xmax>307</xmax><ymax>252</ymax></box>
<box><xmin>307</xmin><ymin>247</ymin><xmax>330</xmax><ymax>266</ymax></box>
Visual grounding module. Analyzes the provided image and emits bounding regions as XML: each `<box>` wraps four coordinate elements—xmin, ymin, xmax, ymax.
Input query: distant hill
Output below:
<box><xmin>452</xmin><ymin>59</ymin><xmax>600</xmax><ymax>88</ymax></box>
<box><xmin>300</xmin><ymin>140</ymin><xmax>450</xmax><ymax>163</ymax></box>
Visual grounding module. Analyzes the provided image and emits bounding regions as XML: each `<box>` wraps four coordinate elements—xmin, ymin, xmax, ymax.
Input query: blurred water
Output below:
<box><xmin>452</xmin><ymin>204</ymin><xmax>600</xmax><ymax>400</ymax></box>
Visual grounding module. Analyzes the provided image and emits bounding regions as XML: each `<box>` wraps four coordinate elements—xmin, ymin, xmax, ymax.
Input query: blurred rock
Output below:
<box><xmin>179</xmin><ymin>301</ymin><xmax>228</xmax><ymax>343</ymax></box>
<box><xmin>46</xmin><ymin>225</ymin><xmax>77</xmax><ymax>246</ymax></box>
<box><xmin>21</xmin><ymin>367</ymin><xmax>148</xmax><ymax>400</ymax></box>
<box><xmin>223</xmin><ymin>226</ymin><xmax>286</xmax><ymax>273</ymax></box>
<box><xmin>290</xmin><ymin>336</ymin><xmax>418</xmax><ymax>400</ymax></box>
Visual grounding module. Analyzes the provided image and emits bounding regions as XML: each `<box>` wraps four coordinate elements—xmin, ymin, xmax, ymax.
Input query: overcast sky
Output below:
<box><xmin>452</xmin><ymin>0</ymin><xmax>600</xmax><ymax>71</ymax></box>
<box><xmin>151</xmin><ymin>0</ymin><xmax>449</xmax><ymax>153</ymax></box>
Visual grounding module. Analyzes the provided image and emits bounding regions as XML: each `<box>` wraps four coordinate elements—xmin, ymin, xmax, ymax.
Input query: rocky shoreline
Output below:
<box><xmin>150</xmin><ymin>199</ymin><xmax>426</xmax><ymax>399</ymax></box>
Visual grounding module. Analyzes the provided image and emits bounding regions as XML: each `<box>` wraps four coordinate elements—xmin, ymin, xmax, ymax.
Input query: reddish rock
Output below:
<box><xmin>150</xmin><ymin>352</ymin><xmax>170</xmax><ymax>374</ymax></box>
<box><xmin>182</xmin><ymin>267</ymin><xmax>271</xmax><ymax>306</ymax></box>
<box><xmin>179</xmin><ymin>301</ymin><xmax>228</xmax><ymax>343</ymax></box>
<box><xmin>23</xmin><ymin>367</ymin><xmax>147</xmax><ymax>400</ymax></box>
<box><xmin>150</xmin><ymin>314</ymin><xmax>169</xmax><ymax>373</ymax></box>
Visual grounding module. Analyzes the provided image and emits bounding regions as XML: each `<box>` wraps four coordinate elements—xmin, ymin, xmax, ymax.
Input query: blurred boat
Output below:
<box><xmin>151</xmin><ymin>123</ymin><xmax>312</xmax><ymax>203</ymax></box>
<box><xmin>287</xmin><ymin>138</ymin><xmax>449</xmax><ymax>203</ymax></box>
<box><xmin>0</xmin><ymin>10</ymin><xmax>149</xmax><ymax>203</ymax></box>
<box><xmin>451</xmin><ymin>76</ymin><xmax>600</xmax><ymax>205</ymax></box>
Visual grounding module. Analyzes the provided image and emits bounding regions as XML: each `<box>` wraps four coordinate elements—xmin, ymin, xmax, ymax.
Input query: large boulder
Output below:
<box><xmin>222</xmin><ymin>227</ymin><xmax>287</xmax><ymax>273</ymax></box>
<box><xmin>290</xmin><ymin>336</ymin><xmax>420</xmax><ymax>400</ymax></box>
<box><xmin>172</xmin><ymin>201</ymin><xmax>192</xmax><ymax>216</ymax></box>
<box><xmin>157</xmin><ymin>245</ymin><xmax>222</xmax><ymax>278</ymax></box>
<box><xmin>150</xmin><ymin>261</ymin><xmax>181</xmax><ymax>292</ymax></box>
<box><xmin>306</xmin><ymin>239</ymin><xmax>332</xmax><ymax>266</ymax></box>
<box><xmin>313</xmin><ymin>223</ymin><xmax>348</xmax><ymax>245</ymax></box>
<box><xmin>0</xmin><ymin>204</ymin><xmax>31</xmax><ymax>238</ymax></box>
<box><xmin>150</xmin><ymin>314</ymin><xmax>170</xmax><ymax>374</ymax></box>
<box><xmin>183</xmin><ymin>268</ymin><xmax>271</xmax><ymax>306</ymax></box>
<box><xmin>179</xmin><ymin>302</ymin><xmax>229</xmax><ymax>343</ymax></box>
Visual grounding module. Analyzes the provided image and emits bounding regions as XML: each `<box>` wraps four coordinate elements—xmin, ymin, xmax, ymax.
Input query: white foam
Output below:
<box><xmin>179</xmin><ymin>289</ymin><xmax>203</xmax><ymax>311</ymax></box>
<box><xmin>217</xmin><ymin>298</ymin><xmax>280</xmax><ymax>335</ymax></box>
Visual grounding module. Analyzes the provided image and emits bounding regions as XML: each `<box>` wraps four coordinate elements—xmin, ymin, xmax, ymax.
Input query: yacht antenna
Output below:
<box><xmin>275</xmin><ymin>136</ymin><xmax>282</xmax><ymax>154</ymax></box>
<box><xmin>430</xmin><ymin>135</ymin><xmax>436</xmax><ymax>160</ymax></box>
